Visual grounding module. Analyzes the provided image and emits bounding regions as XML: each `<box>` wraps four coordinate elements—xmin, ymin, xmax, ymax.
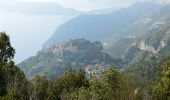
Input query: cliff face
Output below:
<box><xmin>139</xmin><ymin>29</ymin><xmax>170</xmax><ymax>53</ymax></box>
<box><xmin>106</xmin><ymin>23</ymin><xmax>170</xmax><ymax>64</ymax></box>
<box><xmin>123</xmin><ymin>28</ymin><xmax>170</xmax><ymax>64</ymax></box>
<box><xmin>138</xmin><ymin>40</ymin><xmax>157</xmax><ymax>53</ymax></box>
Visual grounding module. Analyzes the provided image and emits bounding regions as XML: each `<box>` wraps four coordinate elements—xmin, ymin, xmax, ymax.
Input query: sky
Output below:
<box><xmin>0</xmin><ymin>0</ymin><xmax>169</xmax><ymax>63</ymax></box>
<box><xmin>2</xmin><ymin>0</ymin><xmax>167</xmax><ymax>12</ymax></box>
<box><xmin>0</xmin><ymin>0</ymin><xmax>76</xmax><ymax>63</ymax></box>
<box><xmin>22</xmin><ymin>0</ymin><xmax>124</xmax><ymax>11</ymax></box>
<box><xmin>23</xmin><ymin>0</ymin><xmax>170</xmax><ymax>11</ymax></box>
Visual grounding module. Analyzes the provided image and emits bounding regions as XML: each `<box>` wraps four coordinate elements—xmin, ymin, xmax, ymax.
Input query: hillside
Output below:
<box><xmin>19</xmin><ymin>25</ymin><xmax>170</xmax><ymax>79</ymax></box>
<box><xmin>43</xmin><ymin>2</ymin><xmax>162</xmax><ymax>48</ymax></box>
<box><xmin>18</xmin><ymin>39</ymin><xmax>122</xmax><ymax>79</ymax></box>
<box><xmin>19</xmin><ymin>2</ymin><xmax>170</xmax><ymax>79</ymax></box>
<box><xmin>110</xmin><ymin>24</ymin><xmax>170</xmax><ymax>64</ymax></box>
<box><xmin>107</xmin><ymin>5</ymin><xmax>170</xmax><ymax>63</ymax></box>
<box><xmin>2</xmin><ymin>31</ymin><xmax>170</xmax><ymax>100</ymax></box>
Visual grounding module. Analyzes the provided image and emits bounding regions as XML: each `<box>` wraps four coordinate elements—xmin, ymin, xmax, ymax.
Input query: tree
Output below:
<box><xmin>0</xmin><ymin>32</ymin><xmax>28</xmax><ymax>100</ymax></box>
<box><xmin>29</xmin><ymin>76</ymin><xmax>51</xmax><ymax>100</ymax></box>
<box><xmin>64</xmin><ymin>67</ymin><xmax>139</xmax><ymax>100</ymax></box>
<box><xmin>152</xmin><ymin>61</ymin><xmax>170</xmax><ymax>99</ymax></box>
<box><xmin>52</xmin><ymin>68</ymin><xmax>89</xmax><ymax>99</ymax></box>
<box><xmin>0</xmin><ymin>32</ymin><xmax>15</xmax><ymax>96</ymax></box>
<box><xmin>0</xmin><ymin>32</ymin><xmax>15</xmax><ymax>64</ymax></box>
<box><xmin>65</xmin><ymin>87</ymin><xmax>94</xmax><ymax>100</ymax></box>
<box><xmin>101</xmin><ymin>67</ymin><xmax>140</xmax><ymax>100</ymax></box>
<box><xmin>101</xmin><ymin>67</ymin><xmax>123</xmax><ymax>99</ymax></box>
<box><xmin>3</xmin><ymin>61</ymin><xmax>28</xmax><ymax>100</ymax></box>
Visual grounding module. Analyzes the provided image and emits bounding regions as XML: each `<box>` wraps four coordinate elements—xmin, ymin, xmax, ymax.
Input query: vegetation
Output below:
<box><xmin>0</xmin><ymin>32</ymin><xmax>28</xmax><ymax>99</ymax></box>
<box><xmin>152</xmin><ymin>61</ymin><xmax>170</xmax><ymax>99</ymax></box>
<box><xmin>1</xmin><ymin>27</ymin><xmax>170</xmax><ymax>100</ymax></box>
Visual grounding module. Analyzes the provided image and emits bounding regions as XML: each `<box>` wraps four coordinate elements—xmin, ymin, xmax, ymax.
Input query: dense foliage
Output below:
<box><xmin>0</xmin><ymin>32</ymin><xmax>28</xmax><ymax>99</ymax></box>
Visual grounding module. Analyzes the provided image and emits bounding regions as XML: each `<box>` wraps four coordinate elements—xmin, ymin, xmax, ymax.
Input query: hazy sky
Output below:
<box><xmin>0</xmin><ymin>0</ymin><xmax>168</xmax><ymax>63</ymax></box>
<box><xmin>3</xmin><ymin>0</ymin><xmax>168</xmax><ymax>12</ymax></box>
<box><xmin>23</xmin><ymin>0</ymin><xmax>170</xmax><ymax>10</ymax></box>
<box><xmin>0</xmin><ymin>0</ymin><xmax>76</xmax><ymax>63</ymax></box>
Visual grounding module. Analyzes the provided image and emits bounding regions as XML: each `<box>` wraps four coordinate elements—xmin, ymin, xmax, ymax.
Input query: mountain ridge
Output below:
<box><xmin>43</xmin><ymin>2</ymin><xmax>162</xmax><ymax>48</ymax></box>
<box><xmin>19</xmin><ymin>2</ymin><xmax>170</xmax><ymax>79</ymax></box>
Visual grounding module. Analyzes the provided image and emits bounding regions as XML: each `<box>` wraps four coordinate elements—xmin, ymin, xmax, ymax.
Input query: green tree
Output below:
<box><xmin>0</xmin><ymin>32</ymin><xmax>28</xmax><ymax>100</ymax></box>
<box><xmin>29</xmin><ymin>76</ymin><xmax>51</xmax><ymax>100</ymax></box>
<box><xmin>0</xmin><ymin>32</ymin><xmax>15</xmax><ymax>96</ymax></box>
<box><xmin>52</xmin><ymin>68</ymin><xmax>89</xmax><ymax>99</ymax></box>
<box><xmin>0</xmin><ymin>32</ymin><xmax>15</xmax><ymax>63</ymax></box>
<box><xmin>101</xmin><ymin>68</ymin><xmax>123</xmax><ymax>99</ymax></box>
<box><xmin>65</xmin><ymin>78</ymin><xmax>103</xmax><ymax>100</ymax></box>
<box><xmin>3</xmin><ymin>61</ymin><xmax>28</xmax><ymax>100</ymax></box>
<box><xmin>152</xmin><ymin>61</ymin><xmax>170</xmax><ymax>99</ymax></box>
<box><xmin>101</xmin><ymin>67</ymin><xmax>140</xmax><ymax>100</ymax></box>
<box><xmin>65</xmin><ymin>67</ymin><xmax>139</xmax><ymax>100</ymax></box>
<box><xmin>65</xmin><ymin>87</ymin><xmax>92</xmax><ymax>100</ymax></box>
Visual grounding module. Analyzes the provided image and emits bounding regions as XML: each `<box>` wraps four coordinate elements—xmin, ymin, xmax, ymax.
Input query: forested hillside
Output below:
<box><xmin>1</xmin><ymin>32</ymin><xmax>170</xmax><ymax>99</ymax></box>
<box><xmin>19</xmin><ymin>39</ymin><xmax>124</xmax><ymax>79</ymax></box>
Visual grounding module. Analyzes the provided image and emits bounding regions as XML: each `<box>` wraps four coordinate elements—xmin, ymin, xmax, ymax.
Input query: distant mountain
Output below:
<box><xmin>0</xmin><ymin>0</ymin><xmax>82</xmax><ymax>15</ymax></box>
<box><xmin>109</xmin><ymin>16</ymin><xmax>170</xmax><ymax>64</ymax></box>
<box><xmin>43</xmin><ymin>2</ymin><xmax>162</xmax><ymax>48</ymax></box>
<box><xmin>101</xmin><ymin>2</ymin><xmax>170</xmax><ymax>63</ymax></box>
<box><xmin>86</xmin><ymin>8</ymin><xmax>118</xmax><ymax>15</ymax></box>
<box><xmin>19</xmin><ymin>2</ymin><xmax>170</xmax><ymax>80</ymax></box>
<box><xmin>18</xmin><ymin>39</ymin><xmax>122</xmax><ymax>79</ymax></box>
<box><xmin>21</xmin><ymin>2</ymin><xmax>82</xmax><ymax>15</ymax></box>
